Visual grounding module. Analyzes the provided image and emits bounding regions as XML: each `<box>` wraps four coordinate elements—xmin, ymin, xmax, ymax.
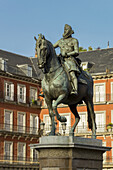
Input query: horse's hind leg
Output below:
<box><xmin>52</xmin><ymin>94</ymin><xmax>67</xmax><ymax>122</ymax></box>
<box><xmin>84</xmin><ymin>98</ymin><xmax>96</xmax><ymax>139</ymax></box>
<box><xmin>69</xmin><ymin>104</ymin><xmax>80</xmax><ymax>136</ymax></box>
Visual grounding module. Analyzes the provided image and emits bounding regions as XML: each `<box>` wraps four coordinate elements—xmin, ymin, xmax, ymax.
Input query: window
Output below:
<box><xmin>17</xmin><ymin>84</ymin><xmax>26</xmax><ymax>103</ymax></box>
<box><xmin>4</xmin><ymin>110</ymin><xmax>13</xmax><ymax>131</ymax></box>
<box><xmin>4</xmin><ymin>82</ymin><xmax>14</xmax><ymax>101</ymax></box>
<box><xmin>30</xmin><ymin>148</ymin><xmax>38</xmax><ymax>162</ymax></box>
<box><xmin>30</xmin><ymin>114</ymin><xmax>39</xmax><ymax>134</ymax></box>
<box><xmin>30</xmin><ymin>87</ymin><xmax>37</xmax><ymax>101</ymax></box>
<box><xmin>76</xmin><ymin>112</ymin><xmax>87</xmax><ymax>133</ymax></box>
<box><xmin>28</xmin><ymin>66</ymin><xmax>32</xmax><ymax>77</ymax></box>
<box><xmin>18</xmin><ymin>142</ymin><xmax>26</xmax><ymax>162</ymax></box>
<box><xmin>59</xmin><ymin>113</ymin><xmax>71</xmax><ymax>134</ymax></box>
<box><xmin>43</xmin><ymin>115</ymin><xmax>51</xmax><ymax>133</ymax></box>
<box><xmin>94</xmin><ymin>83</ymin><xmax>105</xmax><ymax>103</ymax></box>
<box><xmin>4</xmin><ymin>141</ymin><xmax>13</xmax><ymax>161</ymax></box>
<box><xmin>95</xmin><ymin>111</ymin><xmax>106</xmax><ymax>132</ymax></box>
<box><xmin>18</xmin><ymin>112</ymin><xmax>26</xmax><ymax>133</ymax></box>
<box><xmin>81</xmin><ymin>62</ymin><xmax>88</xmax><ymax>70</ymax></box>
<box><xmin>0</xmin><ymin>58</ymin><xmax>7</xmax><ymax>71</ymax></box>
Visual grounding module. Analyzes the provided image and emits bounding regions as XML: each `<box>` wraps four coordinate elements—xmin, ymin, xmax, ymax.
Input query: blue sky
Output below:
<box><xmin>0</xmin><ymin>0</ymin><xmax>113</xmax><ymax>57</ymax></box>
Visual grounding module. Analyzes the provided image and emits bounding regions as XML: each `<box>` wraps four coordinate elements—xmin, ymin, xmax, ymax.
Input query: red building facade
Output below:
<box><xmin>0</xmin><ymin>50</ymin><xmax>42</xmax><ymax>169</ymax></box>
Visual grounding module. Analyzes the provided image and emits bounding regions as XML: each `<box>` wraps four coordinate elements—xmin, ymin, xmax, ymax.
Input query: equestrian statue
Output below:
<box><xmin>34</xmin><ymin>24</ymin><xmax>96</xmax><ymax>138</ymax></box>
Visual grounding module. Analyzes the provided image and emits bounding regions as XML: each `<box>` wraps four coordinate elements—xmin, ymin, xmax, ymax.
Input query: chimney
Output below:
<box><xmin>107</xmin><ymin>41</ymin><xmax>109</xmax><ymax>48</ymax></box>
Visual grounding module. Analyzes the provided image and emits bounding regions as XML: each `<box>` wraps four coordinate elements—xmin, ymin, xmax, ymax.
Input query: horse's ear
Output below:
<box><xmin>34</xmin><ymin>36</ymin><xmax>37</xmax><ymax>41</ymax></box>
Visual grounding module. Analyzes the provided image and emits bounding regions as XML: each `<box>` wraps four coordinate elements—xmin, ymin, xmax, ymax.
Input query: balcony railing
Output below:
<box><xmin>0</xmin><ymin>155</ymin><xmax>39</xmax><ymax>165</ymax></box>
<box><xmin>0</xmin><ymin>123</ymin><xmax>39</xmax><ymax>136</ymax></box>
<box><xmin>0</xmin><ymin>92</ymin><xmax>42</xmax><ymax>106</ymax></box>
<box><xmin>42</xmin><ymin>124</ymin><xmax>112</xmax><ymax>136</ymax></box>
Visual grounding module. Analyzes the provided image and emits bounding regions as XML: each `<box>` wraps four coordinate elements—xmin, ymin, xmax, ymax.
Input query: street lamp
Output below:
<box><xmin>61</xmin><ymin>122</ymin><xmax>67</xmax><ymax>136</ymax></box>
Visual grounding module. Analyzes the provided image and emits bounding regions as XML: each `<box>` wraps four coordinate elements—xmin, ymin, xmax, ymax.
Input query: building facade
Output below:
<box><xmin>0</xmin><ymin>50</ymin><xmax>42</xmax><ymax>169</ymax></box>
<box><xmin>40</xmin><ymin>48</ymin><xmax>113</xmax><ymax>170</ymax></box>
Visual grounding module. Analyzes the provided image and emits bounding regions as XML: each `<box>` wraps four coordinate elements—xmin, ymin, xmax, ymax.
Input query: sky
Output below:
<box><xmin>0</xmin><ymin>0</ymin><xmax>113</xmax><ymax>57</ymax></box>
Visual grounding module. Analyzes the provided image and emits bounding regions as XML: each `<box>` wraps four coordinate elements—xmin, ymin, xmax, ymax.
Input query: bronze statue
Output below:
<box><xmin>54</xmin><ymin>24</ymin><xmax>80</xmax><ymax>95</ymax></box>
<box><xmin>35</xmin><ymin>32</ymin><xmax>96</xmax><ymax>138</ymax></box>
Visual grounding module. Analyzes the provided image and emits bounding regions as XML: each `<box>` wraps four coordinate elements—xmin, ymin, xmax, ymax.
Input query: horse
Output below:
<box><xmin>35</xmin><ymin>34</ymin><xmax>96</xmax><ymax>138</ymax></box>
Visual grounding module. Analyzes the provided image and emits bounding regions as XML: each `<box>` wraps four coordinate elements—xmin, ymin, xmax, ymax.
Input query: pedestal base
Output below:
<box><xmin>30</xmin><ymin>136</ymin><xmax>111</xmax><ymax>170</ymax></box>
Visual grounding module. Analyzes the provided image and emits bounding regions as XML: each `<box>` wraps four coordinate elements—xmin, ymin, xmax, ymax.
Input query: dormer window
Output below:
<box><xmin>0</xmin><ymin>58</ymin><xmax>7</xmax><ymax>71</ymax></box>
<box><xmin>17</xmin><ymin>64</ymin><xmax>32</xmax><ymax>77</ymax></box>
<box><xmin>81</xmin><ymin>61</ymin><xmax>95</xmax><ymax>71</ymax></box>
<box><xmin>81</xmin><ymin>62</ymin><xmax>88</xmax><ymax>70</ymax></box>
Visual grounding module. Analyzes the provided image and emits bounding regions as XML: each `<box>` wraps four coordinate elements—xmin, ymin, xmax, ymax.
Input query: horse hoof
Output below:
<box><xmin>58</xmin><ymin>116</ymin><xmax>67</xmax><ymax>122</ymax></box>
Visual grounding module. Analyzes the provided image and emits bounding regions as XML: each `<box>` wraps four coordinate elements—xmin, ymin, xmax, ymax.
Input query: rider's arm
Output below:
<box><xmin>67</xmin><ymin>39</ymin><xmax>79</xmax><ymax>57</ymax></box>
<box><xmin>53</xmin><ymin>40</ymin><xmax>60</xmax><ymax>48</ymax></box>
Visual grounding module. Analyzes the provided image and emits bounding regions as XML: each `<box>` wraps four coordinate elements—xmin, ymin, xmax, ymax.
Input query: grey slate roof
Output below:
<box><xmin>79</xmin><ymin>48</ymin><xmax>113</xmax><ymax>74</ymax></box>
<box><xmin>0</xmin><ymin>49</ymin><xmax>43</xmax><ymax>80</ymax></box>
<box><xmin>1</xmin><ymin>47</ymin><xmax>113</xmax><ymax>80</ymax></box>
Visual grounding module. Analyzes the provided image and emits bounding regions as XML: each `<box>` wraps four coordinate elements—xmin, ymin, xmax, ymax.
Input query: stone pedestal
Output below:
<box><xmin>30</xmin><ymin>136</ymin><xmax>111</xmax><ymax>170</ymax></box>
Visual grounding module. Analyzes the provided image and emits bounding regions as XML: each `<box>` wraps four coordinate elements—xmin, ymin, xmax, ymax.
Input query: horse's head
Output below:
<box><xmin>35</xmin><ymin>34</ymin><xmax>49</xmax><ymax>69</ymax></box>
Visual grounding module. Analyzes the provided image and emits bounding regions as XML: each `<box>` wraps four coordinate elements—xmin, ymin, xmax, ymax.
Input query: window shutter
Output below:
<box><xmin>11</xmin><ymin>84</ymin><xmax>14</xmax><ymax>101</ymax></box>
<box><xmin>17</xmin><ymin>85</ymin><xmax>20</xmax><ymax>102</ymax></box>
<box><xmin>23</xmin><ymin>86</ymin><xmax>26</xmax><ymax>103</ymax></box>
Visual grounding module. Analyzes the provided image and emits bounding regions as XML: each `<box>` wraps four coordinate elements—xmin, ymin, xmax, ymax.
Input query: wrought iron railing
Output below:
<box><xmin>0</xmin><ymin>123</ymin><xmax>39</xmax><ymax>135</ymax></box>
<box><xmin>0</xmin><ymin>155</ymin><xmax>39</xmax><ymax>165</ymax></box>
<box><xmin>0</xmin><ymin>92</ymin><xmax>42</xmax><ymax>106</ymax></box>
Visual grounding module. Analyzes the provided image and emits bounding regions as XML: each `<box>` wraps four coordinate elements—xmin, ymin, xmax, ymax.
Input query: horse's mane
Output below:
<box><xmin>46</xmin><ymin>39</ymin><xmax>57</xmax><ymax>58</ymax></box>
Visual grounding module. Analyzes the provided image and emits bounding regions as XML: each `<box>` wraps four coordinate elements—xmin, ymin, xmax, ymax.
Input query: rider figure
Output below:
<box><xmin>53</xmin><ymin>24</ymin><xmax>80</xmax><ymax>95</ymax></box>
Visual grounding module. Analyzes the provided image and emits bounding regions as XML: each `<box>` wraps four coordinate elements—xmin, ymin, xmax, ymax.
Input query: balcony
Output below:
<box><xmin>0</xmin><ymin>92</ymin><xmax>42</xmax><ymax>107</ymax></box>
<box><xmin>0</xmin><ymin>155</ymin><xmax>39</xmax><ymax>167</ymax></box>
<box><xmin>42</xmin><ymin>124</ymin><xmax>113</xmax><ymax>137</ymax></box>
<box><xmin>0</xmin><ymin>123</ymin><xmax>41</xmax><ymax>138</ymax></box>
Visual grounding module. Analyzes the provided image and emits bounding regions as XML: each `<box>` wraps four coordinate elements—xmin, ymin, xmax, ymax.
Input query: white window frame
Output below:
<box><xmin>17</xmin><ymin>84</ymin><xmax>26</xmax><ymax>103</ymax></box>
<box><xmin>18</xmin><ymin>142</ymin><xmax>26</xmax><ymax>162</ymax></box>
<box><xmin>30</xmin><ymin>87</ymin><xmax>37</xmax><ymax>102</ymax></box>
<box><xmin>43</xmin><ymin>114</ymin><xmax>51</xmax><ymax>133</ymax></box>
<box><xmin>76</xmin><ymin>112</ymin><xmax>87</xmax><ymax>133</ymax></box>
<box><xmin>30</xmin><ymin>113</ymin><xmax>39</xmax><ymax>134</ymax></box>
<box><xmin>95</xmin><ymin>111</ymin><xmax>106</xmax><ymax>132</ymax></box>
<box><xmin>94</xmin><ymin>83</ymin><xmax>106</xmax><ymax>103</ymax></box>
<box><xmin>4</xmin><ymin>141</ymin><xmax>13</xmax><ymax>162</ymax></box>
<box><xmin>0</xmin><ymin>58</ymin><xmax>7</xmax><ymax>71</ymax></box>
<box><xmin>59</xmin><ymin>113</ymin><xmax>71</xmax><ymax>135</ymax></box>
<box><xmin>18</xmin><ymin>112</ymin><xmax>26</xmax><ymax>133</ymax></box>
<box><xmin>30</xmin><ymin>148</ymin><xmax>38</xmax><ymax>162</ymax></box>
<box><xmin>4</xmin><ymin>109</ymin><xmax>13</xmax><ymax>131</ymax></box>
<box><xmin>4</xmin><ymin>81</ymin><xmax>14</xmax><ymax>101</ymax></box>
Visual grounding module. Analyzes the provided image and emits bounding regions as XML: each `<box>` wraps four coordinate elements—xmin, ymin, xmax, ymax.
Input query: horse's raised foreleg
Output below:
<box><xmin>69</xmin><ymin>104</ymin><xmax>80</xmax><ymax>136</ymax></box>
<box><xmin>52</xmin><ymin>94</ymin><xmax>67</xmax><ymax>122</ymax></box>
<box><xmin>85</xmin><ymin>98</ymin><xmax>96</xmax><ymax>139</ymax></box>
<box><xmin>45</xmin><ymin>97</ymin><xmax>55</xmax><ymax>136</ymax></box>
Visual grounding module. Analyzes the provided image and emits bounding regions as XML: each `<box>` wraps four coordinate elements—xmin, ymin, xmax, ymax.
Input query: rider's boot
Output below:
<box><xmin>70</xmin><ymin>71</ymin><xmax>78</xmax><ymax>95</ymax></box>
